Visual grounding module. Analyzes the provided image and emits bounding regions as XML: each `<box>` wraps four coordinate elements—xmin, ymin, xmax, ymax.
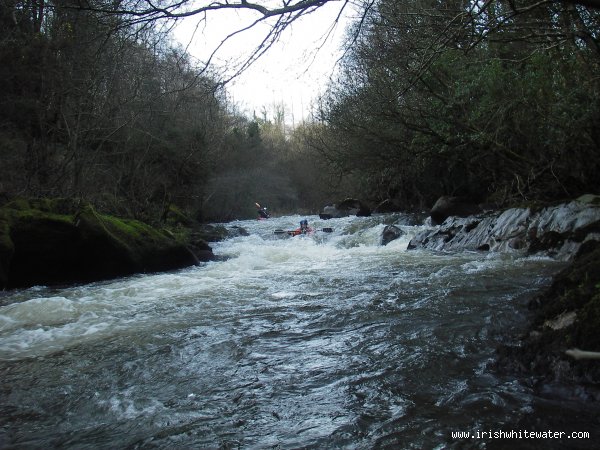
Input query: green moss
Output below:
<box><xmin>165</xmin><ymin>205</ymin><xmax>195</xmax><ymax>227</ymax></box>
<box><xmin>4</xmin><ymin>198</ymin><xmax>32</xmax><ymax>211</ymax></box>
<box><xmin>1</xmin><ymin>199</ymin><xmax>203</xmax><ymax>289</ymax></box>
<box><xmin>3</xmin><ymin>198</ymin><xmax>76</xmax><ymax>223</ymax></box>
<box><xmin>75</xmin><ymin>205</ymin><xmax>174</xmax><ymax>270</ymax></box>
<box><xmin>92</xmin><ymin>209</ymin><xmax>174</xmax><ymax>250</ymax></box>
<box><xmin>164</xmin><ymin>226</ymin><xmax>192</xmax><ymax>245</ymax></box>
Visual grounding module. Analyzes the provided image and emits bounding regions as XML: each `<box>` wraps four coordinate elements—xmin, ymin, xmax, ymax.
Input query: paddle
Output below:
<box><xmin>274</xmin><ymin>228</ymin><xmax>334</xmax><ymax>235</ymax></box>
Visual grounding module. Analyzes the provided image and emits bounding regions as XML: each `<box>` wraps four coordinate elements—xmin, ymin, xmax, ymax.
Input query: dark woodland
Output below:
<box><xmin>1</xmin><ymin>0</ymin><xmax>599</xmax><ymax>222</ymax></box>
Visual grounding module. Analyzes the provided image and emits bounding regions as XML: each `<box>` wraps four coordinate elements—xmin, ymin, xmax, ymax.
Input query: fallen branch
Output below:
<box><xmin>565</xmin><ymin>348</ymin><xmax>600</xmax><ymax>360</ymax></box>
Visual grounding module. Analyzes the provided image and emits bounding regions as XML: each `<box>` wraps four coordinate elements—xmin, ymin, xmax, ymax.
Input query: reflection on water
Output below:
<box><xmin>0</xmin><ymin>214</ymin><xmax>596</xmax><ymax>448</ymax></box>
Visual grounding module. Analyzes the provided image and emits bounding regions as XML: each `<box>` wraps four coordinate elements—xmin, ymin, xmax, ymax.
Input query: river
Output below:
<box><xmin>0</xmin><ymin>214</ymin><xmax>597</xmax><ymax>449</ymax></box>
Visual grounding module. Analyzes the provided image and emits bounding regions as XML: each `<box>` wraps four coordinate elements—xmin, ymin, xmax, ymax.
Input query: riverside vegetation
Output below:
<box><xmin>2</xmin><ymin>2</ymin><xmax>599</xmax><ymax>221</ymax></box>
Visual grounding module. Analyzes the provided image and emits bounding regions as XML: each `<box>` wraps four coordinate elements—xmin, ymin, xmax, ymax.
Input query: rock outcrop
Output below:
<box><xmin>429</xmin><ymin>196</ymin><xmax>482</xmax><ymax>225</ymax></box>
<box><xmin>0</xmin><ymin>199</ymin><xmax>209</xmax><ymax>289</ymax></box>
<box><xmin>408</xmin><ymin>194</ymin><xmax>600</xmax><ymax>390</ymax></box>
<box><xmin>408</xmin><ymin>196</ymin><xmax>600</xmax><ymax>260</ymax></box>
<box><xmin>320</xmin><ymin>198</ymin><xmax>371</xmax><ymax>219</ymax></box>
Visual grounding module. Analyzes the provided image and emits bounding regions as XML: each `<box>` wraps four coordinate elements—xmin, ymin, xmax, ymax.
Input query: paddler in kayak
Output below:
<box><xmin>274</xmin><ymin>220</ymin><xmax>332</xmax><ymax>236</ymax></box>
<box><xmin>256</xmin><ymin>202</ymin><xmax>270</xmax><ymax>220</ymax></box>
<box><xmin>290</xmin><ymin>219</ymin><xmax>313</xmax><ymax>236</ymax></box>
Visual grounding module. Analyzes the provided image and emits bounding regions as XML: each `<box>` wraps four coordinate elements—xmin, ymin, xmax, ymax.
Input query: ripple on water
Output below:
<box><xmin>1</xmin><ymin>215</ymin><xmax>580</xmax><ymax>449</ymax></box>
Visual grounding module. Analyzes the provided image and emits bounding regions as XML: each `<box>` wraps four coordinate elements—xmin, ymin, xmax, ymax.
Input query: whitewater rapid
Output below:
<box><xmin>2</xmin><ymin>213</ymin><xmax>594</xmax><ymax>449</ymax></box>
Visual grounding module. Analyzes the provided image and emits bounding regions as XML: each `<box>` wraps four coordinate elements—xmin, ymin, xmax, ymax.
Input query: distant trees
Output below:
<box><xmin>1</xmin><ymin>1</ymin><xmax>224</xmax><ymax>219</ymax></box>
<box><xmin>0</xmin><ymin>1</ymin><xmax>295</xmax><ymax>222</ymax></box>
<box><xmin>0</xmin><ymin>1</ymin><xmax>354</xmax><ymax>223</ymax></box>
<box><xmin>314</xmin><ymin>0</ymin><xmax>600</xmax><ymax>209</ymax></box>
<box><xmin>200</xmin><ymin>103</ymin><xmax>337</xmax><ymax>221</ymax></box>
<box><xmin>3</xmin><ymin>0</ymin><xmax>599</xmax><ymax>223</ymax></box>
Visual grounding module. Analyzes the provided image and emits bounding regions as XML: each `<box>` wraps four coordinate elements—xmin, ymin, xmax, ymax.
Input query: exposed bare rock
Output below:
<box><xmin>408</xmin><ymin>198</ymin><xmax>600</xmax><ymax>261</ymax></box>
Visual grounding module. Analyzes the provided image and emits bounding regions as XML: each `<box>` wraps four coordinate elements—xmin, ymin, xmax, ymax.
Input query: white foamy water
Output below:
<box><xmin>2</xmin><ymin>213</ymin><xmax>594</xmax><ymax>449</ymax></box>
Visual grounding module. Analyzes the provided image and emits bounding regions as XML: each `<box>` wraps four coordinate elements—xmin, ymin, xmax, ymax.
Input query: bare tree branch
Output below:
<box><xmin>60</xmin><ymin>0</ymin><xmax>358</xmax><ymax>88</ymax></box>
<box><xmin>69</xmin><ymin>0</ymin><xmax>337</xmax><ymax>23</ymax></box>
<box><xmin>58</xmin><ymin>0</ymin><xmax>600</xmax><ymax>92</ymax></box>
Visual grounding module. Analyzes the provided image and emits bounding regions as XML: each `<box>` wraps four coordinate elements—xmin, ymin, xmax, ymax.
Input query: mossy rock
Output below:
<box><xmin>1</xmin><ymin>201</ymin><xmax>206</xmax><ymax>289</ymax></box>
<box><xmin>192</xmin><ymin>224</ymin><xmax>231</xmax><ymax>242</ymax></box>
<box><xmin>76</xmin><ymin>205</ymin><xmax>203</xmax><ymax>274</ymax></box>
<box><xmin>530</xmin><ymin>240</ymin><xmax>600</xmax><ymax>327</ymax></box>
<box><xmin>8</xmin><ymin>213</ymin><xmax>82</xmax><ymax>287</ymax></box>
<box><xmin>164</xmin><ymin>205</ymin><xmax>196</xmax><ymax>228</ymax></box>
<box><xmin>4</xmin><ymin>197</ymin><xmax>82</xmax><ymax>215</ymax></box>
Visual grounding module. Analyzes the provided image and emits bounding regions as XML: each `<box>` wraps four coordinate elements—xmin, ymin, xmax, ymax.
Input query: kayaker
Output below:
<box><xmin>256</xmin><ymin>203</ymin><xmax>270</xmax><ymax>219</ymax></box>
<box><xmin>297</xmin><ymin>219</ymin><xmax>313</xmax><ymax>235</ymax></box>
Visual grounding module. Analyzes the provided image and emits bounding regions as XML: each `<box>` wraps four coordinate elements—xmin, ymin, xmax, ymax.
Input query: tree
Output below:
<box><xmin>315</xmin><ymin>0</ymin><xmax>600</xmax><ymax>208</ymax></box>
<box><xmin>0</xmin><ymin>0</ymin><xmax>231</xmax><ymax>222</ymax></box>
<box><xmin>3</xmin><ymin>0</ymin><xmax>599</xmax><ymax>221</ymax></box>
<box><xmin>64</xmin><ymin>0</ymin><xmax>361</xmax><ymax>83</ymax></box>
<box><xmin>64</xmin><ymin>1</ymin><xmax>600</xmax><ymax>79</ymax></box>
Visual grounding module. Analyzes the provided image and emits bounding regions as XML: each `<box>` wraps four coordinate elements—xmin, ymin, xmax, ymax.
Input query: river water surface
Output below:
<box><xmin>1</xmin><ymin>214</ymin><xmax>597</xmax><ymax>448</ymax></box>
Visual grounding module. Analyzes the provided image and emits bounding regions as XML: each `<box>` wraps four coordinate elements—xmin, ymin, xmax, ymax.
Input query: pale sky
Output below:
<box><xmin>173</xmin><ymin>2</ymin><xmax>354</xmax><ymax>123</ymax></box>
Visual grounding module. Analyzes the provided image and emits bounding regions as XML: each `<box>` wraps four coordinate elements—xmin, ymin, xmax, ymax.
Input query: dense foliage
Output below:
<box><xmin>0</xmin><ymin>1</ymin><xmax>333</xmax><ymax>222</ymax></box>
<box><xmin>2</xmin><ymin>1</ymin><xmax>599</xmax><ymax>223</ymax></box>
<box><xmin>315</xmin><ymin>0</ymin><xmax>600</xmax><ymax>209</ymax></box>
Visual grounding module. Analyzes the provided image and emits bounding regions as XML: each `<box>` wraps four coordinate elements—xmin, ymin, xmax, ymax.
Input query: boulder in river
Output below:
<box><xmin>429</xmin><ymin>196</ymin><xmax>482</xmax><ymax>225</ymax></box>
<box><xmin>320</xmin><ymin>198</ymin><xmax>371</xmax><ymax>219</ymax></box>
<box><xmin>381</xmin><ymin>225</ymin><xmax>404</xmax><ymax>246</ymax></box>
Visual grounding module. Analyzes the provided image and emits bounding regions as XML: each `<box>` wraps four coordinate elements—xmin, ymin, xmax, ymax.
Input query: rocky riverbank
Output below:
<box><xmin>0</xmin><ymin>199</ymin><xmax>213</xmax><ymax>290</ymax></box>
<box><xmin>495</xmin><ymin>239</ymin><xmax>600</xmax><ymax>392</ymax></box>
<box><xmin>405</xmin><ymin>195</ymin><xmax>600</xmax><ymax>392</ymax></box>
<box><xmin>407</xmin><ymin>195</ymin><xmax>600</xmax><ymax>261</ymax></box>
